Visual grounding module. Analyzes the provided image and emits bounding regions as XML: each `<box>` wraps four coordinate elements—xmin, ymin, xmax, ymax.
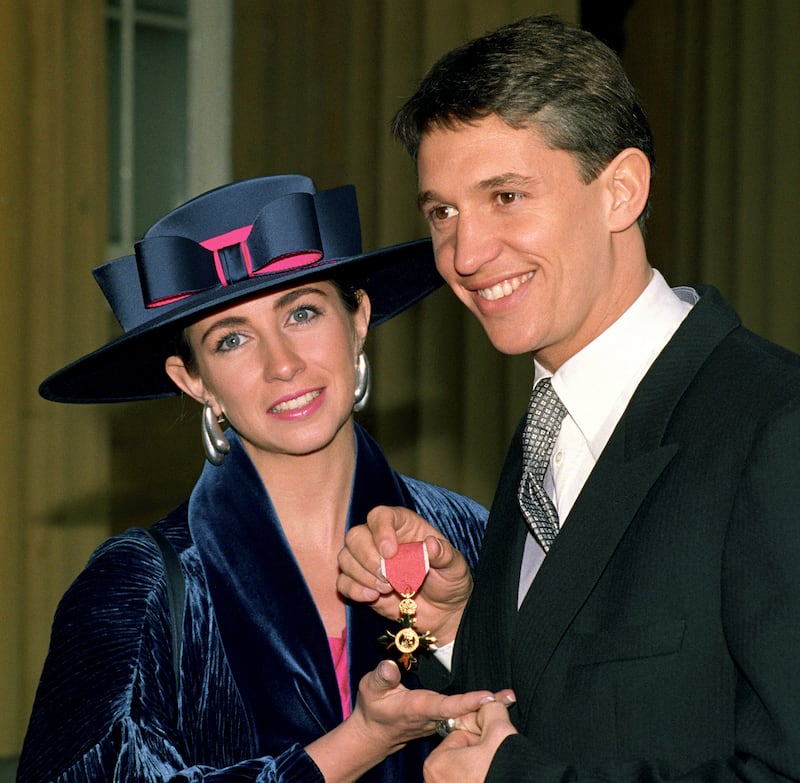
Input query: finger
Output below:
<box><xmin>446</xmin><ymin>712</ymin><xmax>482</xmax><ymax>736</ymax></box>
<box><xmin>366</xmin><ymin>506</ymin><xmax>406</xmax><ymax>559</ymax></box>
<box><xmin>410</xmin><ymin>689</ymin><xmax>496</xmax><ymax>728</ymax></box>
<box><xmin>475</xmin><ymin>700</ymin><xmax>515</xmax><ymax>735</ymax></box>
<box><xmin>368</xmin><ymin>505</ymin><xmax>442</xmax><ymax>557</ymax></box>
<box><xmin>493</xmin><ymin>689</ymin><xmax>517</xmax><ymax>706</ymax></box>
<box><xmin>439</xmin><ymin>692</ymin><xmax>497</xmax><ymax>718</ymax></box>
<box><xmin>336</xmin><ymin>571</ymin><xmax>380</xmax><ymax>603</ymax></box>
<box><xmin>337</xmin><ymin>539</ymin><xmax>392</xmax><ymax>601</ymax></box>
<box><xmin>341</xmin><ymin>525</ymin><xmax>386</xmax><ymax>577</ymax></box>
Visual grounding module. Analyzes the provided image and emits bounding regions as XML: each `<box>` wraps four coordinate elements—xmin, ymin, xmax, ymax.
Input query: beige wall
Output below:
<box><xmin>1</xmin><ymin>0</ymin><xmax>109</xmax><ymax>757</ymax></box>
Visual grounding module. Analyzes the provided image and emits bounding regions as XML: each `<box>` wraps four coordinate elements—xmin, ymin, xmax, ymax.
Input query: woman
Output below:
<box><xmin>18</xmin><ymin>176</ymin><xmax>494</xmax><ymax>782</ymax></box>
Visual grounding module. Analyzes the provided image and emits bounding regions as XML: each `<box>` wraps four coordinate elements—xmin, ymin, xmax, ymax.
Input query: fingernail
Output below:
<box><xmin>379</xmin><ymin>541</ymin><xmax>393</xmax><ymax>559</ymax></box>
<box><xmin>501</xmin><ymin>693</ymin><xmax>517</xmax><ymax>705</ymax></box>
<box><xmin>479</xmin><ymin>695</ymin><xmax>497</xmax><ymax>705</ymax></box>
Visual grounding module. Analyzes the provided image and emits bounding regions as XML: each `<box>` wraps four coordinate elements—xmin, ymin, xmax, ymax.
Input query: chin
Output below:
<box><xmin>482</xmin><ymin>328</ymin><xmax>537</xmax><ymax>357</ymax></box>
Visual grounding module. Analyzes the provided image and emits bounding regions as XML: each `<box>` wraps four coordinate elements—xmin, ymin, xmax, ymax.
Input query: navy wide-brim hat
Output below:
<box><xmin>40</xmin><ymin>175</ymin><xmax>441</xmax><ymax>403</ymax></box>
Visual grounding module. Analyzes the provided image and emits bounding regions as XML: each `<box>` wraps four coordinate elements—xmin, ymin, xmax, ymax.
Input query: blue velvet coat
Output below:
<box><xmin>19</xmin><ymin>425</ymin><xmax>487</xmax><ymax>783</ymax></box>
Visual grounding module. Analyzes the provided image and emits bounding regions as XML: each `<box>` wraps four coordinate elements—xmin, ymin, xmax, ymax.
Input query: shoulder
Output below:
<box><xmin>398</xmin><ymin>476</ymin><xmax>488</xmax><ymax>568</ymax></box>
<box><xmin>49</xmin><ymin>519</ymin><xmax>185</xmax><ymax>652</ymax></box>
<box><xmin>400</xmin><ymin>475</ymin><xmax>488</xmax><ymax>520</ymax></box>
<box><xmin>666</xmin><ymin>286</ymin><xmax>800</xmax><ymax>418</ymax></box>
<box><xmin>689</xmin><ymin>286</ymin><xmax>800</xmax><ymax>382</ymax></box>
<box><xmin>697</xmin><ymin>324</ymin><xmax>800</xmax><ymax>421</ymax></box>
<box><xmin>44</xmin><ymin>501</ymin><xmax>195</xmax><ymax>671</ymax></box>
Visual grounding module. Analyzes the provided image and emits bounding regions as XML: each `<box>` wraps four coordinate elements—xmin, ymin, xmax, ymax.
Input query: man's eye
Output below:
<box><xmin>497</xmin><ymin>192</ymin><xmax>521</xmax><ymax>205</ymax></box>
<box><xmin>429</xmin><ymin>205</ymin><xmax>456</xmax><ymax>221</ymax></box>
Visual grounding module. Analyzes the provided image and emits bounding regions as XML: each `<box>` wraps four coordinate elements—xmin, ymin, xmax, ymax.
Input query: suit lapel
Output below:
<box><xmin>464</xmin><ymin>287</ymin><xmax>740</xmax><ymax>729</ymax></box>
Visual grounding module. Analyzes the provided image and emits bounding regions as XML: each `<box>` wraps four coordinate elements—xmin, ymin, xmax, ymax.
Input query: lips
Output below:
<box><xmin>476</xmin><ymin>271</ymin><xmax>534</xmax><ymax>301</ymax></box>
<box><xmin>269</xmin><ymin>389</ymin><xmax>321</xmax><ymax>413</ymax></box>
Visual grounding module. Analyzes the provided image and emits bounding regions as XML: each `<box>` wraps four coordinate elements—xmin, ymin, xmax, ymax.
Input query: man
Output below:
<box><xmin>338</xmin><ymin>14</ymin><xmax>800</xmax><ymax>783</ymax></box>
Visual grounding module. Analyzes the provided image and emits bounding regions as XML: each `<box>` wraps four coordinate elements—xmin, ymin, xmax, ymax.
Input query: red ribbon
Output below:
<box><xmin>381</xmin><ymin>542</ymin><xmax>429</xmax><ymax>595</ymax></box>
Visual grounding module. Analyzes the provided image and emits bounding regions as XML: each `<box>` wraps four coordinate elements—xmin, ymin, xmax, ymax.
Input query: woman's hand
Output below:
<box><xmin>337</xmin><ymin>505</ymin><xmax>473</xmax><ymax>644</ymax></box>
<box><xmin>305</xmin><ymin>661</ymin><xmax>514</xmax><ymax>783</ymax></box>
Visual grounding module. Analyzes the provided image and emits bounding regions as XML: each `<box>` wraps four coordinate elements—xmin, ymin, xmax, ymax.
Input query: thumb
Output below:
<box><xmin>423</xmin><ymin>535</ymin><xmax>451</xmax><ymax>568</ymax></box>
<box><xmin>439</xmin><ymin>726</ymin><xmax>477</xmax><ymax>749</ymax></box>
<box><xmin>475</xmin><ymin>700</ymin><xmax>517</xmax><ymax>743</ymax></box>
<box><xmin>371</xmin><ymin>659</ymin><xmax>402</xmax><ymax>692</ymax></box>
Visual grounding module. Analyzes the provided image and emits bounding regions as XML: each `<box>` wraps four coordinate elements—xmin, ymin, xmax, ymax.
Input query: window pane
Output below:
<box><xmin>133</xmin><ymin>24</ymin><xmax>187</xmax><ymax>237</ymax></box>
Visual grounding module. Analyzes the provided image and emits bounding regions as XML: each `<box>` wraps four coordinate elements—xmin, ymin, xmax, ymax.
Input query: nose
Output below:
<box><xmin>261</xmin><ymin>336</ymin><xmax>304</xmax><ymax>382</ymax></box>
<box><xmin>449</xmin><ymin>211</ymin><xmax>499</xmax><ymax>277</ymax></box>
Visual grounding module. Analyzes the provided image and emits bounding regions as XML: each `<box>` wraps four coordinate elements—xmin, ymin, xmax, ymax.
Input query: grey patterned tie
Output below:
<box><xmin>518</xmin><ymin>377</ymin><xmax>567</xmax><ymax>551</ymax></box>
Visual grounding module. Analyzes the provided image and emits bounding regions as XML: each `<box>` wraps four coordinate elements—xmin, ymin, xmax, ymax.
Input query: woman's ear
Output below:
<box><xmin>605</xmin><ymin>147</ymin><xmax>651</xmax><ymax>233</ymax></box>
<box><xmin>164</xmin><ymin>355</ymin><xmax>208</xmax><ymax>404</ymax></box>
<box><xmin>354</xmin><ymin>290</ymin><xmax>371</xmax><ymax>345</ymax></box>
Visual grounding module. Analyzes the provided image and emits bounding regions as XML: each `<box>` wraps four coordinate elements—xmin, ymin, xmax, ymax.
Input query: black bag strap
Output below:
<box><xmin>142</xmin><ymin>526</ymin><xmax>185</xmax><ymax>690</ymax></box>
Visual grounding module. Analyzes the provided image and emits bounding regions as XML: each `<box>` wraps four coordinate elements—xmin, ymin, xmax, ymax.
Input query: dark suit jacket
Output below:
<box><xmin>426</xmin><ymin>286</ymin><xmax>800</xmax><ymax>782</ymax></box>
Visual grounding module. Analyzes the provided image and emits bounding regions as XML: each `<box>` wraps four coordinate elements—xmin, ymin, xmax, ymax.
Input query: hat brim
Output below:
<box><xmin>39</xmin><ymin>237</ymin><xmax>440</xmax><ymax>403</ymax></box>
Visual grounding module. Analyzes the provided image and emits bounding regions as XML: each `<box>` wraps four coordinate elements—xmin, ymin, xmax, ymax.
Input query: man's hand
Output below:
<box><xmin>337</xmin><ymin>505</ymin><xmax>474</xmax><ymax>643</ymax></box>
<box><xmin>423</xmin><ymin>700</ymin><xmax>518</xmax><ymax>783</ymax></box>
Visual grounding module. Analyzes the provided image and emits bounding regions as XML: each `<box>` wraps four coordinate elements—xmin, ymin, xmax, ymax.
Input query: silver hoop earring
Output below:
<box><xmin>202</xmin><ymin>401</ymin><xmax>230</xmax><ymax>465</ymax></box>
<box><xmin>353</xmin><ymin>351</ymin><xmax>371</xmax><ymax>413</ymax></box>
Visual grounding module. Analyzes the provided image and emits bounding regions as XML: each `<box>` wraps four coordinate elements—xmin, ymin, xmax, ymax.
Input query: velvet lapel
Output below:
<box><xmin>463</xmin><ymin>287</ymin><xmax>740</xmax><ymax>731</ymax></box>
<box><xmin>188</xmin><ymin>424</ymin><xmax>413</xmax><ymax>753</ymax></box>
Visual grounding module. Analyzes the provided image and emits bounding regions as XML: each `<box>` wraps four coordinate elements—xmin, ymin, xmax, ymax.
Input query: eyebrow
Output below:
<box><xmin>199</xmin><ymin>316</ymin><xmax>248</xmax><ymax>346</ymax></box>
<box><xmin>273</xmin><ymin>285</ymin><xmax>329</xmax><ymax>309</ymax></box>
<box><xmin>417</xmin><ymin>173</ymin><xmax>538</xmax><ymax>211</ymax></box>
<box><xmin>199</xmin><ymin>286</ymin><xmax>330</xmax><ymax>345</ymax></box>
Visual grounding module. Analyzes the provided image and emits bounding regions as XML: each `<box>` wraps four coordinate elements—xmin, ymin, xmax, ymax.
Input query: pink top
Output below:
<box><xmin>328</xmin><ymin>628</ymin><xmax>351</xmax><ymax>719</ymax></box>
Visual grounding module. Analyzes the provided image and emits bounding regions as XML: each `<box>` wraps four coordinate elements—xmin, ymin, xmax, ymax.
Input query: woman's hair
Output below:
<box><xmin>392</xmin><ymin>14</ymin><xmax>655</xmax><ymax>226</ymax></box>
<box><xmin>172</xmin><ymin>278</ymin><xmax>362</xmax><ymax>375</ymax></box>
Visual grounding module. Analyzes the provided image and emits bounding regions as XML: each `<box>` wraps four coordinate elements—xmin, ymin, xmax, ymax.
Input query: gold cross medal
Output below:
<box><xmin>378</xmin><ymin>541</ymin><xmax>437</xmax><ymax>670</ymax></box>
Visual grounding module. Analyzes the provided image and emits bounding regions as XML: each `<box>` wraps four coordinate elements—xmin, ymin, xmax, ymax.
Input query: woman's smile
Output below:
<box><xmin>269</xmin><ymin>388</ymin><xmax>325</xmax><ymax>417</ymax></box>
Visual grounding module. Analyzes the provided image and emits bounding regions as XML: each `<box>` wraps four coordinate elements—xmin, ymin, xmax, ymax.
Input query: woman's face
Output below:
<box><xmin>167</xmin><ymin>281</ymin><xmax>370</xmax><ymax>460</ymax></box>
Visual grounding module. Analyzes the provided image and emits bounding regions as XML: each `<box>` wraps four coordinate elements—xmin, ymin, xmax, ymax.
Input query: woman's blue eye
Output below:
<box><xmin>291</xmin><ymin>305</ymin><xmax>321</xmax><ymax>324</ymax></box>
<box><xmin>217</xmin><ymin>333</ymin><xmax>242</xmax><ymax>352</ymax></box>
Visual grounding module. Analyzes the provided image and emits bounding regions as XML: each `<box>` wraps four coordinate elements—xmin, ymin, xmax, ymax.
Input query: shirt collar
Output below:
<box><xmin>535</xmin><ymin>269</ymin><xmax>697</xmax><ymax>459</ymax></box>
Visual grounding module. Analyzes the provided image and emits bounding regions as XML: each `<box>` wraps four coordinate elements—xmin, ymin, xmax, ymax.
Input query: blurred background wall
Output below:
<box><xmin>1</xmin><ymin>0</ymin><xmax>798</xmax><ymax>773</ymax></box>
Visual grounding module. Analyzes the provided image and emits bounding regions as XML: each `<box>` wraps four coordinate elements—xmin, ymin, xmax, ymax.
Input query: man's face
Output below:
<box><xmin>417</xmin><ymin>114</ymin><xmax>631</xmax><ymax>370</ymax></box>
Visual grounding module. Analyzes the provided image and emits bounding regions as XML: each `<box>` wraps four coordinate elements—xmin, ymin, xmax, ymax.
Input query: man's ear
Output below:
<box><xmin>606</xmin><ymin>147</ymin><xmax>650</xmax><ymax>233</ymax></box>
<box><xmin>164</xmin><ymin>355</ymin><xmax>207</xmax><ymax>404</ymax></box>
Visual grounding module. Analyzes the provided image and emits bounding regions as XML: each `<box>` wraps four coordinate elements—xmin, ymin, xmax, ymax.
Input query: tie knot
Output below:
<box><xmin>527</xmin><ymin>377</ymin><xmax>567</xmax><ymax>433</ymax></box>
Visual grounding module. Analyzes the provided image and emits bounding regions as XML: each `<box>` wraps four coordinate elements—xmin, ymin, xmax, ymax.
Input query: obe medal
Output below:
<box><xmin>378</xmin><ymin>541</ymin><xmax>437</xmax><ymax>670</ymax></box>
